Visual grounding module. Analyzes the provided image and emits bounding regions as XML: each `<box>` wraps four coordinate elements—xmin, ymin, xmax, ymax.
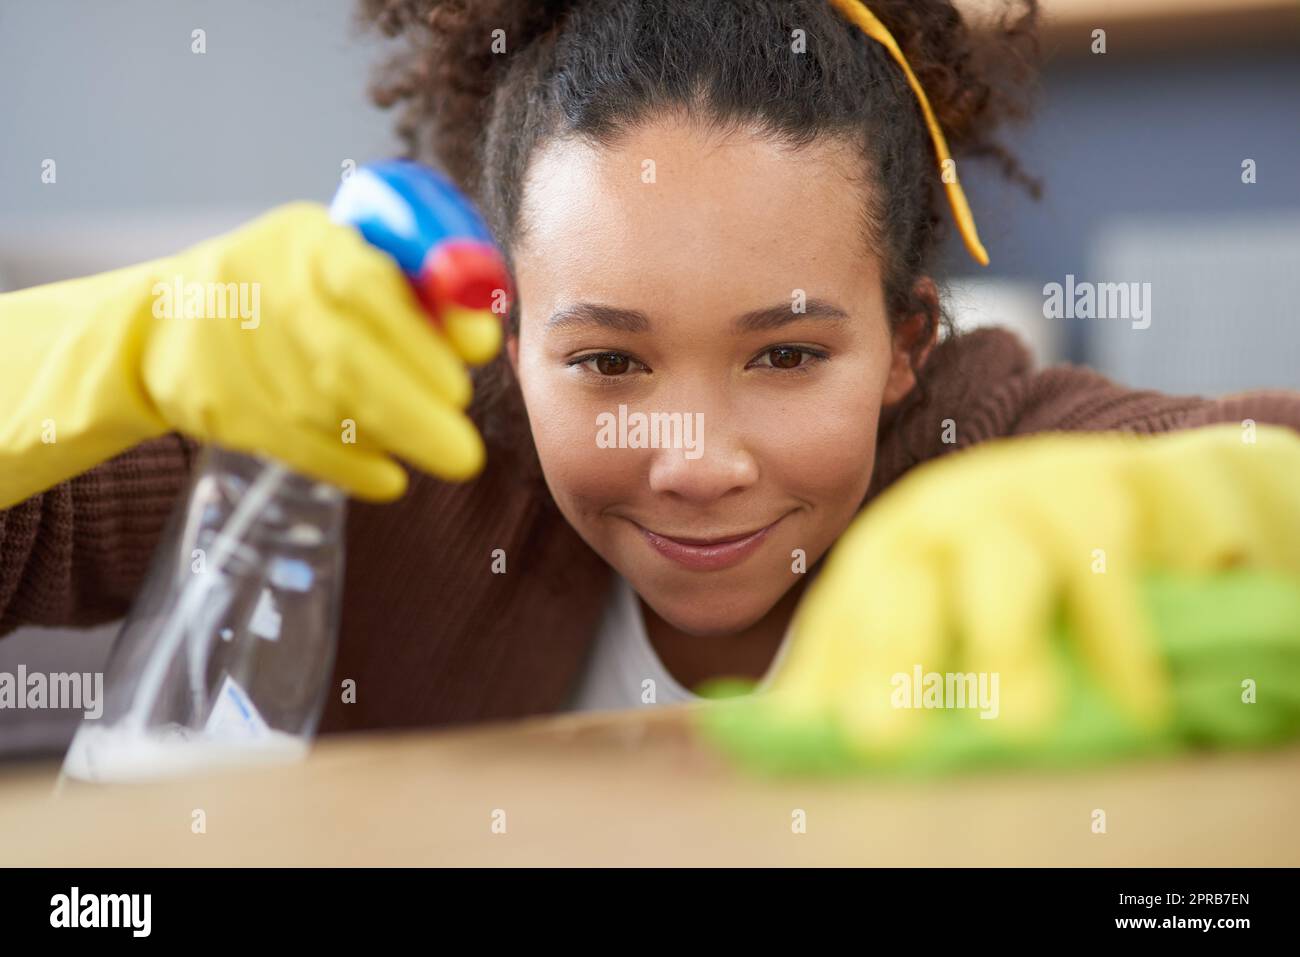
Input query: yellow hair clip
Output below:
<box><xmin>828</xmin><ymin>0</ymin><xmax>990</xmax><ymax>266</ymax></box>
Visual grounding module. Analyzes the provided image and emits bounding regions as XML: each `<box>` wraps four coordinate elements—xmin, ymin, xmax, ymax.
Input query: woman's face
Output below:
<box><xmin>508</xmin><ymin>117</ymin><xmax>920</xmax><ymax>636</ymax></box>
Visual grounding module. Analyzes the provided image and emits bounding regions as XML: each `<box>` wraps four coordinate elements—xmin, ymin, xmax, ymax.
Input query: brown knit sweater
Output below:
<box><xmin>3</xmin><ymin>328</ymin><xmax>1297</xmax><ymax>735</ymax></box>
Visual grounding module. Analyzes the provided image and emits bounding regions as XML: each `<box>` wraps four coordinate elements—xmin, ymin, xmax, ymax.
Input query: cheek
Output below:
<box><xmin>515</xmin><ymin>354</ymin><xmax>638</xmax><ymax>518</ymax></box>
<box><xmin>748</xmin><ymin>359</ymin><xmax>888</xmax><ymax>510</ymax></box>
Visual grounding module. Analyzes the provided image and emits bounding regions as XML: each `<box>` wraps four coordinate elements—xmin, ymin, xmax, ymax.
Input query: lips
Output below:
<box><xmin>637</xmin><ymin>515</ymin><xmax>786</xmax><ymax>572</ymax></box>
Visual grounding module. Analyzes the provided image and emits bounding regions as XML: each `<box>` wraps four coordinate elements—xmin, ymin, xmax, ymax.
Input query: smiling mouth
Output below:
<box><xmin>634</xmin><ymin>513</ymin><xmax>790</xmax><ymax>572</ymax></box>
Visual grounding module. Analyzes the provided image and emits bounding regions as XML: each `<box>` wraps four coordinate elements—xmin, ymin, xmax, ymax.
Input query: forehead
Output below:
<box><xmin>514</xmin><ymin>117</ymin><xmax>882</xmax><ymax>315</ymax></box>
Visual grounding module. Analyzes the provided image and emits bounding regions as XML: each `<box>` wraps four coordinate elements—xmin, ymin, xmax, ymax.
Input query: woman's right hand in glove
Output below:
<box><xmin>0</xmin><ymin>202</ymin><xmax>496</xmax><ymax>508</ymax></box>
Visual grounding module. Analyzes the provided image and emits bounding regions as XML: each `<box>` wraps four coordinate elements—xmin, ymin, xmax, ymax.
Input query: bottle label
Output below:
<box><xmin>248</xmin><ymin>587</ymin><xmax>282</xmax><ymax>641</ymax></box>
<box><xmin>204</xmin><ymin>674</ymin><xmax>271</xmax><ymax>741</ymax></box>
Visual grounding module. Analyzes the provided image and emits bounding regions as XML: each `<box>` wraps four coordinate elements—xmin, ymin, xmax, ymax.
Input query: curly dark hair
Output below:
<box><xmin>356</xmin><ymin>0</ymin><xmax>1041</xmax><ymax>479</ymax></box>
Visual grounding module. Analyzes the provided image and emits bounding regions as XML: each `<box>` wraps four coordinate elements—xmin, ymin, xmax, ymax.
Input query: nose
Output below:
<box><xmin>646</xmin><ymin>412</ymin><xmax>758</xmax><ymax>505</ymax></box>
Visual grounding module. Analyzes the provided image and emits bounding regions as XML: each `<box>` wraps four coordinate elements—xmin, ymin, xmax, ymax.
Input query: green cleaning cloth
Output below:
<box><xmin>694</xmin><ymin>569</ymin><xmax>1300</xmax><ymax>777</ymax></box>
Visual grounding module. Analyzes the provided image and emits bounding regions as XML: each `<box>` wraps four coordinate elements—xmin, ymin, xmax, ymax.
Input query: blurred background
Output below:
<box><xmin>1</xmin><ymin>0</ymin><xmax>1297</xmax><ymax>759</ymax></box>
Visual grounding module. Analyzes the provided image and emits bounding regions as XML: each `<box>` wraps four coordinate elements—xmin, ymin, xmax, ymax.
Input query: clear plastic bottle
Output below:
<box><xmin>59</xmin><ymin>159</ymin><xmax>508</xmax><ymax>785</ymax></box>
<box><xmin>60</xmin><ymin>447</ymin><xmax>345</xmax><ymax>784</ymax></box>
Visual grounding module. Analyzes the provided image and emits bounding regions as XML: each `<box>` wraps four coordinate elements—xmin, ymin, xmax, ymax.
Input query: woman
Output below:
<box><xmin>2</xmin><ymin>0</ymin><xmax>1297</xmax><ymax>744</ymax></box>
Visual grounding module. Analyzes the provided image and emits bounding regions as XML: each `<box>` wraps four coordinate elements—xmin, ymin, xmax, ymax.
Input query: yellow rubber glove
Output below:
<box><xmin>0</xmin><ymin>203</ymin><xmax>496</xmax><ymax>508</ymax></box>
<box><xmin>766</xmin><ymin>424</ymin><xmax>1300</xmax><ymax>754</ymax></box>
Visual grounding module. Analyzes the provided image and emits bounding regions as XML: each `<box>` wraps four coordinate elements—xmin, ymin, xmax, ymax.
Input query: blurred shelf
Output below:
<box><xmin>964</xmin><ymin>0</ymin><xmax>1300</xmax><ymax>58</ymax></box>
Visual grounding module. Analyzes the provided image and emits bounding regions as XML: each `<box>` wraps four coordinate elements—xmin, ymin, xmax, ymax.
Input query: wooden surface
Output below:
<box><xmin>1</xmin><ymin>704</ymin><xmax>1297</xmax><ymax>866</ymax></box>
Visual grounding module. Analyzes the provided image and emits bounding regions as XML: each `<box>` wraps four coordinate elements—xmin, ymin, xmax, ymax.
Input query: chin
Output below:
<box><xmin>634</xmin><ymin>581</ymin><xmax>783</xmax><ymax>638</ymax></box>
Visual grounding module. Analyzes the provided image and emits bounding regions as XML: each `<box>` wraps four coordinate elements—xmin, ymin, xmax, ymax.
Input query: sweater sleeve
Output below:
<box><xmin>1005</xmin><ymin>366</ymin><xmax>1300</xmax><ymax>437</ymax></box>
<box><xmin>870</xmin><ymin>327</ymin><xmax>1300</xmax><ymax>498</ymax></box>
<box><xmin>0</xmin><ymin>433</ymin><xmax>200</xmax><ymax>637</ymax></box>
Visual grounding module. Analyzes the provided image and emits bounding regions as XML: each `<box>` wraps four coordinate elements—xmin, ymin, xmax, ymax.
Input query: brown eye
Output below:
<box><xmin>595</xmin><ymin>353</ymin><xmax>630</xmax><ymax>376</ymax></box>
<box><xmin>768</xmin><ymin>346</ymin><xmax>804</xmax><ymax>370</ymax></box>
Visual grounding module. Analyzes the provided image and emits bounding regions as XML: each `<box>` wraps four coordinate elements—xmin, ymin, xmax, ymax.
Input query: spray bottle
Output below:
<box><xmin>60</xmin><ymin>162</ymin><xmax>509</xmax><ymax>783</ymax></box>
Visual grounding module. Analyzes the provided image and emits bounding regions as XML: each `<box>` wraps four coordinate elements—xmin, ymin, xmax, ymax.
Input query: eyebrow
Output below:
<box><xmin>545</xmin><ymin>302</ymin><xmax>650</xmax><ymax>333</ymax></box>
<box><xmin>733</xmin><ymin>298</ymin><xmax>850</xmax><ymax>333</ymax></box>
<box><xmin>544</xmin><ymin>298</ymin><xmax>850</xmax><ymax>334</ymax></box>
